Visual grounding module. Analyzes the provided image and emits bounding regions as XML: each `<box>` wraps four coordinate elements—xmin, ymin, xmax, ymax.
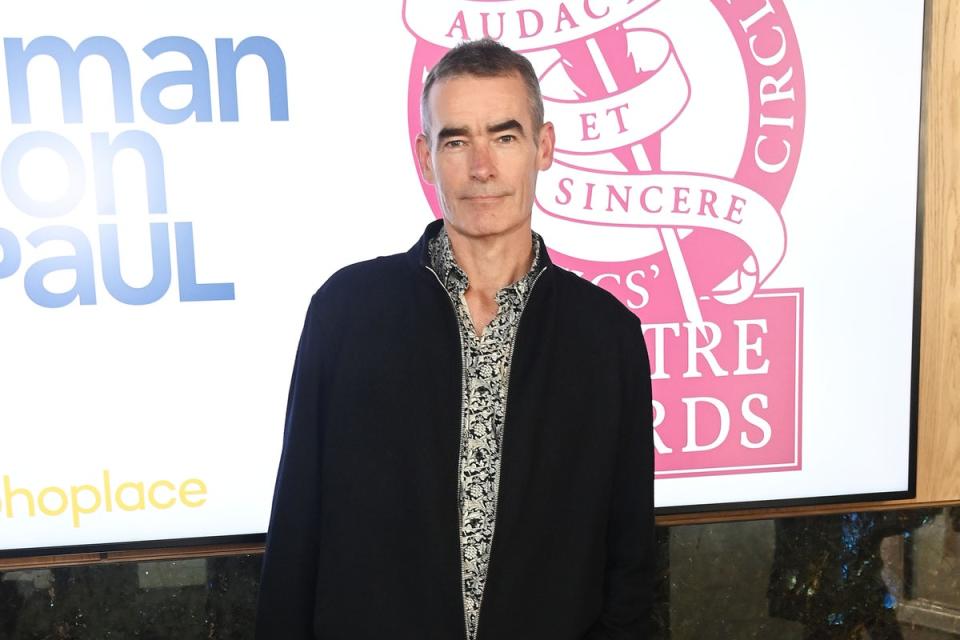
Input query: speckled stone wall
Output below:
<box><xmin>2</xmin><ymin>506</ymin><xmax>958</xmax><ymax>639</ymax></box>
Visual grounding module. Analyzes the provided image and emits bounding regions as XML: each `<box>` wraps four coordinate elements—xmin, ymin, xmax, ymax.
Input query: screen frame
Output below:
<box><xmin>0</xmin><ymin>0</ymin><xmax>927</xmax><ymax>559</ymax></box>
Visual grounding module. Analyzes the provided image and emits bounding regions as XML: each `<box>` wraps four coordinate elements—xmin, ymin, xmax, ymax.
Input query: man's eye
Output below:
<box><xmin>497</xmin><ymin>134</ymin><xmax>517</xmax><ymax>143</ymax></box>
<box><xmin>444</xmin><ymin>139</ymin><xmax>466</xmax><ymax>148</ymax></box>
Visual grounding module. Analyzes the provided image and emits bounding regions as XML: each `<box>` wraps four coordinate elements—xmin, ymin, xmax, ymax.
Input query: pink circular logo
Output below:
<box><xmin>405</xmin><ymin>0</ymin><xmax>806</xmax><ymax>479</ymax></box>
<box><xmin>405</xmin><ymin>0</ymin><xmax>804</xmax><ymax>324</ymax></box>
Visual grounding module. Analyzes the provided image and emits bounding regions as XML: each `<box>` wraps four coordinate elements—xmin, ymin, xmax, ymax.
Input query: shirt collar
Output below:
<box><xmin>428</xmin><ymin>226</ymin><xmax>543</xmax><ymax>305</ymax></box>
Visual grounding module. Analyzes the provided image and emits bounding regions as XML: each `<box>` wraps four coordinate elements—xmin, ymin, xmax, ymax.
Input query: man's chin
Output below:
<box><xmin>445</xmin><ymin>218</ymin><xmax>531</xmax><ymax>242</ymax></box>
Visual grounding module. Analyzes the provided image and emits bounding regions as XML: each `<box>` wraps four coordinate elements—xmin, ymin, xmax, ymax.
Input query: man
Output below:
<box><xmin>256</xmin><ymin>39</ymin><xmax>654</xmax><ymax>640</ymax></box>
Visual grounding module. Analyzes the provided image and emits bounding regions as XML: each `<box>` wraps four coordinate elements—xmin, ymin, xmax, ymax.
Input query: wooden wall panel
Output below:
<box><xmin>915</xmin><ymin>0</ymin><xmax>960</xmax><ymax>504</ymax></box>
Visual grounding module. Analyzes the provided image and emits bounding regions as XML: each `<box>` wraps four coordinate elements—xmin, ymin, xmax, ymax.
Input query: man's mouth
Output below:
<box><xmin>462</xmin><ymin>194</ymin><xmax>508</xmax><ymax>201</ymax></box>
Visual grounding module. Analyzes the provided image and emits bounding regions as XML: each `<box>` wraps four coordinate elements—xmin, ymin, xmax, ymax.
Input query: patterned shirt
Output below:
<box><xmin>428</xmin><ymin>227</ymin><xmax>544</xmax><ymax>640</ymax></box>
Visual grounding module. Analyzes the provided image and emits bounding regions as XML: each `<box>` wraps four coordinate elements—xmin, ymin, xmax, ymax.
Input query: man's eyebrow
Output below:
<box><xmin>435</xmin><ymin>120</ymin><xmax>525</xmax><ymax>142</ymax></box>
<box><xmin>487</xmin><ymin>119</ymin><xmax>524</xmax><ymax>135</ymax></box>
<box><xmin>437</xmin><ymin>126</ymin><xmax>469</xmax><ymax>140</ymax></box>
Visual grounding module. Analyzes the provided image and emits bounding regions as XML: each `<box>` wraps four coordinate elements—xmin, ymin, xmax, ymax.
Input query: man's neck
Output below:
<box><xmin>444</xmin><ymin>223</ymin><xmax>534</xmax><ymax>298</ymax></box>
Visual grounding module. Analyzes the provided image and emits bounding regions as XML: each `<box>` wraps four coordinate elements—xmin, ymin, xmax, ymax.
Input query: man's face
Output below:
<box><xmin>416</xmin><ymin>73</ymin><xmax>555</xmax><ymax>241</ymax></box>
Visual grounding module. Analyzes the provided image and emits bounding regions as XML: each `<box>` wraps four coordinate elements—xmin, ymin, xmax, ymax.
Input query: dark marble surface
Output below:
<box><xmin>2</xmin><ymin>506</ymin><xmax>959</xmax><ymax>639</ymax></box>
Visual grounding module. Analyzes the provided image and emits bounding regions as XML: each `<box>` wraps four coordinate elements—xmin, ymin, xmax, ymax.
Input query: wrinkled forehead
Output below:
<box><xmin>424</xmin><ymin>72</ymin><xmax>536</xmax><ymax>131</ymax></box>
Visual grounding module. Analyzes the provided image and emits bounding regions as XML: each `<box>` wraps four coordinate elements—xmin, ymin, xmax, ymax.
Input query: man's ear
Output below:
<box><xmin>415</xmin><ymin>133</ymin><xmax>435</xmax><ymax>184</ymax></box>
<box><xmin>537</xmin><ymin>122</ymin><xmax>556</xmax><ymax>171</ymax></box>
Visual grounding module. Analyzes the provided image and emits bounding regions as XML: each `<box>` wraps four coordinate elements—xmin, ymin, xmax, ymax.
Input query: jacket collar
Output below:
<box><xmin>407</xmin><ymin>218</ymin><xmax>554</xmax><ymax>274</ymax></box>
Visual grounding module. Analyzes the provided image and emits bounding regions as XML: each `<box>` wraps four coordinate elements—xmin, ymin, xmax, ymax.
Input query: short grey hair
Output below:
<box><xmin>420</xmin><ymin>38</ymin><xmax>545</xmax><ymax>143</ymax></box>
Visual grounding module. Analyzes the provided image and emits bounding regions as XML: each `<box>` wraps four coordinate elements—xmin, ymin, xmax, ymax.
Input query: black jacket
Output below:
<box><xmin>256</xmin><ymin>220</ymin><xmax>655</xmax><ymax>639</ymax></box>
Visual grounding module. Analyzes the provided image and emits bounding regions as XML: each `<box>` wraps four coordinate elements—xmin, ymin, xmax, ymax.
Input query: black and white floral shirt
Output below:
<box><xmin>428</xmin><ymin>226</ymin><xmax>544</xmax><ymax>640</ymax></box>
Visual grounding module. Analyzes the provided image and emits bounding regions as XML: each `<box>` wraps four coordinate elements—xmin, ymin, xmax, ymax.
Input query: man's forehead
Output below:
<box><xmin>428</xmin><ymin>73</ymin><xmax>533</xmax><ymax>130</ymax></box>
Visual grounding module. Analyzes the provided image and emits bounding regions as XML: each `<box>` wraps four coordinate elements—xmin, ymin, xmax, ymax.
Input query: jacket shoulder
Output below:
<box><xmin>319</xmin><ymin>252</ymin><xmax>411</xmax><ymax>293</ymax></box>
<box><xmin>295</xmin><ymin>252</ymin><xmax>415</xmax><ymax>360</ymax></box>
<box><xmin>308</xmin><ymin>252</ymin><xmax>413</xmax><ymax>306</ymax></box>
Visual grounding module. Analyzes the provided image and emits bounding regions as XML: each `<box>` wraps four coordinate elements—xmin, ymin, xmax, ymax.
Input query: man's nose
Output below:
<box><xmin>469</xmin><ymin>143</ymin><xmax>495</xmax><ymax>181</ymax></box>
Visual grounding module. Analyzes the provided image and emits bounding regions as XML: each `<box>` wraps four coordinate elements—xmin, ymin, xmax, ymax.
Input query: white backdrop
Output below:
<box><xmin>0</xmin><ymin>0</ymin><xmax>922</xmax><ymax>553</ymax></box>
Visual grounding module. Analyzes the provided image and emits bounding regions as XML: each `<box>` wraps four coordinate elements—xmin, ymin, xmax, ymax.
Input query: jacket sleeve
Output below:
<box><xmin>255</xmin><ymin>292</ymin><xmax>329</xmax><ymax>639</ymax></box>
<box><xmin>583</xmin><ymin>318</ymin><xmax>656</xmax><ymax>639</ymax></box>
